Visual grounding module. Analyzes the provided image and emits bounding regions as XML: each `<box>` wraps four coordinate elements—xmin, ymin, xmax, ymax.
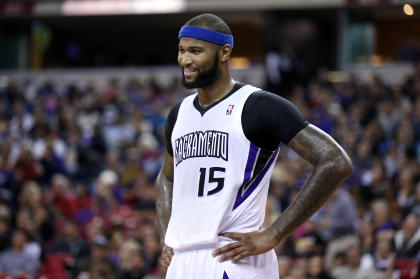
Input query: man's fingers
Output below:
<box><xmin>213</xmin><ymin>241</ymin><xmax>241</xmax><ymax>256</ymax></box>
<box><xmin>160</xmin><ymin>246</ymin><xmax>174</xmax><ymax>271</ymax></box>
<box><xmin>163</xmin><ymin>248</ymin><xmax>174</xmax><ymax>255</ymax></box>
<box><xmin>219</xmin><ymin>232</ymin><xmax>243</xmax><ymax>240</ymax></box>
<box><xmin>160</xmin><ymin>256</ymin><xmax>172</xmax><ymax>269</ymax></box>
<box><xmin>163</xmin><ymin>247</ymin><xmax>174</xmax><ymax>258</ymax></box>
<box><xmin>160</xmin><ymin>260</ymin><xmax>170</xmax><ymax>270</ymax></box>
<box><xmin>232</xmin><ymin>251</ymin><xmax>250</xmax><ymax>263</ymax></box>
<box><xmin>161</xmin><ymin>256</ymin><xmax>171</xmax><ymax>264</ymax></box>
<box><xmin>219</xmin><ymin>247</ymin><xmax>245</xmax><ymax>262</ymax></box>
<box><xmin>162</xmin><ymin>255</ymin><xmax>172</xmax><ymax>262</ymax></box>
<box><xmin>163</xmin><ymin>250</ymin><xmax>173</xmax><ymax>257</ymax></box>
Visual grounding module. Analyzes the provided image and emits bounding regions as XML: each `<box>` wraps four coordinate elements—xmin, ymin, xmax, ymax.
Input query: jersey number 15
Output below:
<box><xmin>198</xmin><ymin>167</ymin><xmax>226</xmax><ymax>197</ymax></box>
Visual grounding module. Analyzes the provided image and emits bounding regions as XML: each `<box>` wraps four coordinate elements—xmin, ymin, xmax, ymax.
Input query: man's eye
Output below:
<box><xmin>192</xmin><ymin>50</ymin><xmax>201</xmax><ymax>54</ymax></box>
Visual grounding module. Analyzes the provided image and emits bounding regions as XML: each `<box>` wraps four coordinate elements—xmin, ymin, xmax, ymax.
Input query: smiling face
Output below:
<box><xmin>178</xmin><ymin>37</ymin><xmax>221</xmax><ymax>89</ymax></box>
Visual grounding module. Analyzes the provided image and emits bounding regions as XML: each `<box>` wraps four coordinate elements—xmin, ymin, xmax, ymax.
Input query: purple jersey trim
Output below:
<box><xmin>223</xmin><ymin>271</ymin><xmax>229</xmax><ymax>279</ymax></box>
<box><xmin>243</xmin><ymin>142</ymin><xmax>259</xmax><ymax>184</ymax></box>
<box><xmin>233</xmin><ymin>148</ymin><xmax>279</xmax><ymax>210</ymax></box>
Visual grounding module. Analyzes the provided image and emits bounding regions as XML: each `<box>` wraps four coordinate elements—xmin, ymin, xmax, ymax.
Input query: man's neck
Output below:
<box><xmin>197</xmin><ymin>74</ymin><xmax>235</xmax><ymax>108</ymax></box>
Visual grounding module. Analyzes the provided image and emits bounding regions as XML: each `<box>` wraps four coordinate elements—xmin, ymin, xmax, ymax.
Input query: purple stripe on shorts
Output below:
<box><xmin>233</xmin><ymin>148</ymin><xmax>279</xmax><ymax>210</ymax></box>
<box><xmin>223</xmin><ymin>271</ymin><xmax>229</xmax><ymax>279</ymax></box>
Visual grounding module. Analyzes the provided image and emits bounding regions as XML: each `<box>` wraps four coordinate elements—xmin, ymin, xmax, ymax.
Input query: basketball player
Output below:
<box><xmin>156</xmin><ymin>13</ymin><xmax>353</xmax><ymax>279</ymax></box>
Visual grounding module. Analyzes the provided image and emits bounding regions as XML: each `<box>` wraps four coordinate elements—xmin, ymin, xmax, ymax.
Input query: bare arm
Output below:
<box><xmin>215</xmin><ymin>124</ymin><xmax>353</xmax><ymax>262</ymax></box>
<box><xmin>267</xmin><ymin>124</ymin><xmax>353</xmax><ymax>241</ymax></box>
<box><xmin>156</xmin><ymin>151</ymin><xmax>174</xmax><ymax>241</ymax></box>
<box><xmin>156</xmin><ymin>151</ymin><xmax>175</xmax><ymax>272</ymax></box>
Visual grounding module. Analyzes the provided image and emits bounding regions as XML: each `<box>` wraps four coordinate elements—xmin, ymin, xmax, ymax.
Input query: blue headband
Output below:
<box><xmin>178</xmin><ymin>26</ymin><xmax>234</xmax><ymax>48</ymax></box>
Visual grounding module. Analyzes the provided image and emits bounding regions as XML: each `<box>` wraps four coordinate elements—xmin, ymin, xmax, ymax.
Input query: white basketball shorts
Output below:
<box><xmin>165</xmin><ymin>247</ymin><xmax>279</xmax><ymax>279</ymax></box>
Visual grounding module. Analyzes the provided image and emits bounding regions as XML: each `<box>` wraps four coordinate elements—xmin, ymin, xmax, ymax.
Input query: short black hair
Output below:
<box><xmin>184</xmin><ymin>13</ymin><xmax>232</xmax><ymax>35</ymax></box>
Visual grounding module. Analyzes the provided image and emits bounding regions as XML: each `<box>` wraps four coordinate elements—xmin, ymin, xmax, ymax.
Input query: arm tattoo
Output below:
<box><xmin>156</xmin><ymin>154</ymin><xmax>174</xmax><ymax>242</ymax></box>
<box><xmin>268</xmin><ymin>125</ymin><xmax>353</xmax><ymax>242</ymax></box>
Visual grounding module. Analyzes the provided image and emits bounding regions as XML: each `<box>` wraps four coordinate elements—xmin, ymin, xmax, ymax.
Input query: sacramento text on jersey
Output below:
<box><xmin>174</xmin><ymin>130</ymin><xmax>229</xmax><ymax>166</ymax></box>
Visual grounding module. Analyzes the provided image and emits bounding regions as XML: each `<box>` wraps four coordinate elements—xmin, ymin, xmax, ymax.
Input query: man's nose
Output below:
<box><xmin>179</xmin><ymin>53</ymin><xmax>192</xmax><ymax>67</ymax></box>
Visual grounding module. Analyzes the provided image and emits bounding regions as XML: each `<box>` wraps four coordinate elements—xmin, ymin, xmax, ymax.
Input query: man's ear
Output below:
<box><xmin>219</xmin><ymin>44</ymin><xmax>232</xmax><ymax>63</ymax></box>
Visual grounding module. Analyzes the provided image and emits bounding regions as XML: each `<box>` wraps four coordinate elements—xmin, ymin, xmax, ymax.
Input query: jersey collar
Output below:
<box><xmin>193</xmin><ymin>82</ymin><xmax>245</xmax><ymax>116</ymax></box>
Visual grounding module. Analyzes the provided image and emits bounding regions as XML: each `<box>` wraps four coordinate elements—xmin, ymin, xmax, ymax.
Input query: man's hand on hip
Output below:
<box><xmin>213</xmin><ymin>229</ymin><xmax>279</xmax><ymax>263</ymax></box>
<box><xmin>160</xmin><ymin>244</ymin><xmax>174</xmax><ymax>271</ymax></box>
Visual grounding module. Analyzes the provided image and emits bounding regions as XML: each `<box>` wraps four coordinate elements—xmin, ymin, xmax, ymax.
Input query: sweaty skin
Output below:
<box><xmin>213</xmin><ymin>124</ymin><xmax>353</xmax><ymax>262</ymax></box>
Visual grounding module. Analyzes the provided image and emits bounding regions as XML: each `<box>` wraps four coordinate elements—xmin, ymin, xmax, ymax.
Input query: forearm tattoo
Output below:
<box><xmin>156</xmin><ymin>156</ymin><xmax>174</xmax><ymax>241</ymax></box>
<box><xmin>268</xmin><ymin>125</ymin><xmax>353</xmax><ymax>242</ymax></box>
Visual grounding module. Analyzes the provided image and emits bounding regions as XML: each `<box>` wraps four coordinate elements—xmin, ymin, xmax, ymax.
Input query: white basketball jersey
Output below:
<box><xmin>165</xmin><ymin>84</ymin><xmax>279</xmax><ymax>251</ymax></box>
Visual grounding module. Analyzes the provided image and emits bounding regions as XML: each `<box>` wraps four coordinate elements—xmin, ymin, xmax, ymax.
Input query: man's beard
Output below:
<box><xmin>181</xmin><ymin>52</ymin><xmax>220</xmax><ymax>89</ymax></box>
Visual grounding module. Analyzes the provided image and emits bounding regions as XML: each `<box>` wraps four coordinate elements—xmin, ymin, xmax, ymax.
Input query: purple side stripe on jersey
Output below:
<box><xmin>243</xmin><ymin>142</ymin><xmax>259</xmax><ymax>184</ymax></box>
<box><xmin>223</xmin><ymin>271</ymin><xmax>229</xmax><ymax>279</ymax></box>
<box><xmin>233</xmin><ymin>148</ymin><xmax>279</xmax><ymax>210</ymax></box>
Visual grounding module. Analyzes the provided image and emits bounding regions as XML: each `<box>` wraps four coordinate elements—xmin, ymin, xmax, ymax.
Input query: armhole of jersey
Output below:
<box><xmin>166</xmin><ymin>100</ymin><xmax>183</xmax><ymax>156</ymax></box>
<box><xmin>235</xmin><ymin>86</ymin><xmax>262</xmax><ymax>145</ymax></box>
<box><xmin>240</xmin><ymin>90</ymin><xmax>264</xmax><ymax>149</ymax></box>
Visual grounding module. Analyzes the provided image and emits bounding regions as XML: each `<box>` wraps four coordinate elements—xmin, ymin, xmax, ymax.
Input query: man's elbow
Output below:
<box><xmin>336</xmin><ymin>151</ymin><xmax>353</xmax><ymax>179</ymax></box>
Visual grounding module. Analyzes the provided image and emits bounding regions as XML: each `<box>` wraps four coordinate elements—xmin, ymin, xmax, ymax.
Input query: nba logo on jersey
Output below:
<box><xmin>226</xmin><ymin>104</ymin><xmax>235</xmax><ymax>115</ymax></box>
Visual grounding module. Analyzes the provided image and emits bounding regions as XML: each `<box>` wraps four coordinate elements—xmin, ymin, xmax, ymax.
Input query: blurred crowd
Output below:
<box><xmin>0</xmin><ymin>75</ymin><xmax>185</xmax><ymax>279</ymax></box>
<box><xmin>0</xmin><ymin>62</ymin><xmax>419</xmax><ymax>279</ymax></box>
<box><xmin>268</xmin><ymin>62</ymin><xmax>420</xmax><ymax>279</ymax></box>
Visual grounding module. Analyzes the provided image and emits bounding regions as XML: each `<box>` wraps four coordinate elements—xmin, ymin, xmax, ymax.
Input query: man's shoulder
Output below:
<box><xmin>244</xmin><ymin>88</ymin><xmax>292</xmax><ymax>110</ymax></box>
<box><xmin>170</xmin><ymin>93</ymin><xmax>197</xmax><ymax>111</ymax></box>
<box><xmin>167</xmin><ymin>97</ymin><xmax>187</xmax><ymax>121</ymax></box>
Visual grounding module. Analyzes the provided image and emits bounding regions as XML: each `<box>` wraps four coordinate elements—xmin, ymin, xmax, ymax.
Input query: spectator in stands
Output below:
<box><xmin>0</xmin><ymin>206</ymin><xmax>11</xmax><ymax>253</ymax></box>
<box><xmin>287</xmin><ymin>260</ymin><xmax>308</xmax><ymax>279</ymax></box>
<box><xmin>331</xmin><ymin>251</ymin><xmax>346</xmax><ymax>270</ymax></box>
<box><xmin>332</xmin><ymin>245</ymin><xmax>376</xmax><ymax>279</ymax></box>
<box><xmin>74</xmin><ymin>234</ymin><xmax>117</xmax><ymax>279</ymax></box>
<box><xmin>19</xmin><ymin>181</ymin><xmax>53</xmax><ymax>240</ymax></box>
<box><xmin>397</xmin><ymin>167</ymin><xmax>419</xmax><ymax>216</ymax></box>
<box><xmin>141</xmin><ymin>234</ymin><xmax>159</xmax><ymax>272</ymax></box>
<box><xmin>405</xmin><ymin>183</ymin><xmax>420</xmax><ymax>216</ymax></box>
<box><xmin>394</xmin><ymin>213</ymin><xmax>420</xmax><ymax>260</ymax></box>
<box><xmin>312</xmin><ymin>188</ymin><xmax>359</xmax><ymax>269</ymax></box>
<box><xmin>49</xmin><ymin>219</ymin><xmax>89</xmax><ymax>258</ymax></box>
<box><xmin>372</xmin><ymin>232</ymin><xmax>397</xmax><ymax>278</ymax></box>
<box><xmin>48</xmin><ymin>174</ymin><xmax>77</xmax><ymax>219</ymax></box>
<box><xmin>0</xmin><ymin>229</ymin><xmax>39</xmax><ymax>278</ymax></box>
<box><xmin>278</xmin><ymin>256</ymin><xmax>291</xmax><ymax>278</ymax></box>
<box><xmin>0</xmin><ymin>149</ymin><xmax>14</xmax><ymax>194</ymax></box>
<box><xmin>358</xmin><ymin>219</ymin><xmax>375</xmax><ymax>255</ymax></box>
<box><xmin>294</xmin><ymin>220</ymin><xmax>326</xmax><ymax>258</ymax></box>
<box><xmin>307</xmin><ymin>254</ymin><xmax>331</xmax><ymax>279</ymax></box>
<box><xmin>19</xmin><ymin>181</ymin><xmax>42</xmax><ymax>212</ymax></box>
<box><xmin>360</xmin><ymin>160</ymin><xmax>390</xmax><ymax>203</ymax></box>
<box><xmin>13</xmin><ymin>148</ymin><xmax>42</xmax><ymax>183</ymax></box>
<box><xmin>93</xmin><ymin>169</ymin><xmax>123</xmax><ymax>215</ymax></box>
<box><xmin>85</xmin><ymin>217</ymin><xmax>106</xmax><ymax>243</ymax></box>
<box><xmin>90</xmin><ymin>235</ymin><xmax>117</xmax><ymax>279</ymax></box>
<box><xmin>370</xmin><ymin>199</ymin><xmax>397</xmax><ymax>233</ymax></box>
<box><xmin>118</xmin><ymin>239</ymin><xmax>147</xmax><ymax>279</ymax></box>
